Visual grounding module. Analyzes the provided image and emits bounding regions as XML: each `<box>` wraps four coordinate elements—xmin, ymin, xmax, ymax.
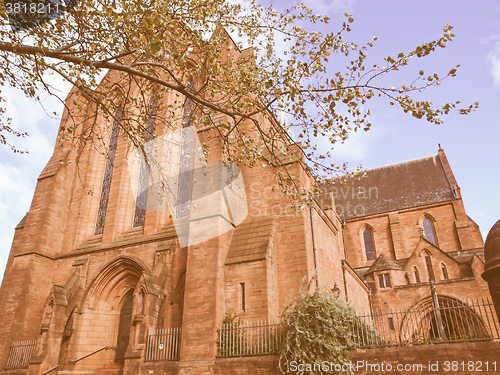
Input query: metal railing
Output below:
<box><xmin>216</xmin><ymin>299</ymin><xmax>500</xmax><ymax>357</ymax></box>
<box><xmin>355</xmin><ymin>298</ymin><xmax>500</xmax><ymax>348</ymax></box>
<box><xmin>68</xmin><ymin>346</ymin><xmax>116</xmax><ymax>364</ymax></box>
<box><xmin>41</xmin><ymin>364</ymin><xmax>59</xmax><ymax>374</ymax></box>
<box><xmin>5</xmin><ymin>339</ymin><xmax>36</xmax><ymax>369</ymax></box>
<box><xmin>145</xmin><ymin>327</ymin><xmax>181</xmax><ymax>361</ymax></box>
<box><xmin>217</xmin><ymin>320</ymin><xmax>286</xmax><ymax>357</ymax></box>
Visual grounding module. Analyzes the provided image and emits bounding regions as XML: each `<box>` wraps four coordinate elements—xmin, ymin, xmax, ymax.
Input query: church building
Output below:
<box><xmin>0</xmin><ymin>34</ymin><xmax>492</xmax><ymax>375</ymax></box>
<box><xmin>328</xmin><ymin>148</ymin><xmax>490</xmax><ymax>316</ymax></box>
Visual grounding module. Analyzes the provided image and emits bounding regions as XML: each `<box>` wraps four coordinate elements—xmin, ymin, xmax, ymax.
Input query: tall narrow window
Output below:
<box><xmin>423</xmin><ymin>217</ymin><xmax>437</xmax><ymax>246</ymax></box>
<box><xmin>378</xmin><ymin>274</ymin><xmax>391</xmax><ymax>288</ymax></box>
<box><xmin>414</xmin><ymin>266</ymin><xmax>421</xmax><ymax>283</ymax></box>
<box><xmin>240</xmin><ymin>282</ymin><xmax>246</xmax><ymax>311</ymax></box>
<box><xmin>133</xmin><ymin>98</ymin><xmax>158</xmax><ymax>227</ymax></box>
<box><xmin>384</xmin><ymin>274</ymin><xmax>391</xmax><ymax>288</ymax></box>
<box><xmin>424</xmin><ymin>253</ymin><xmax>435</xmax><ymax>281</ymax></box>
<box><xmin>363</xmin><ymin>227</ymin><xmax>375</xmax><ymax>261</ymax></box>
<box><xmin>176</xmin><ymin>78</ymin><xmax>195</xmax><ymax>219</ymax></box>
<box><xmin>441</xmin><ymin>263</ymin><xmax>449</xmax><ymax>280</ymax></box>
<box><xmin>95</xmin><ymin>108</ymin><xmax>122</xmax><ymax>235</ymax></box>
<box><xmin>378</xmin><ymin>274</ymin><xmax>384</xmax><ymax>288</ymax></box>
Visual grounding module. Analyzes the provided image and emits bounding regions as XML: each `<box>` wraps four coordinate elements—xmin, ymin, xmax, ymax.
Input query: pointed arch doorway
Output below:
<box><xmin>115</xmin><ymin>291</ymin><xmax>134</xmax><ymax>362</ymax></box>
<box><xmin>68</xmin><ymin>257</ymin><xmax>145</xmax><ymax>374</ymax></box>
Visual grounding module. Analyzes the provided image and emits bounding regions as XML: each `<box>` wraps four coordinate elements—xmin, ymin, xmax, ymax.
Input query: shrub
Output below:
<box><xmin>279</xmin><ymin>288</ymin><xmax>361</xmax><ymax>375</ymax></box>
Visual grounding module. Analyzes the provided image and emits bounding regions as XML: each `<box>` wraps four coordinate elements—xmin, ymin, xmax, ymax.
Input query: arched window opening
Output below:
<box><xmin>414</xmin><ymin>266</ymin><xmax>421</xmax><ymax>284</ymax></box>
<box><xmin>441</xmin><ymin>263</ymin><xmax>449</xmax><ymax>280</ymax></box>
<box><xmin>423</xmin><ymin>217</ymin><xmax>437</xmax><ymax>246</ymax></box>
<box><xmin>176</xmin><ymin>77</ymin><xmax>196</xmax><ymax>219</ymax></box>
<box><xmin>363</xmin><ymin>227</ymin><xmax>375</xmax><ymax>261</ymax></box>
<box><xmin>95</xmin><ymin>108</ymin><xmax>123</xmax><ymax>235</ymax></box>
<box><xmin>133</xmin><ymin>97</ymin><xmax>158</xmax><ymax>227</ymax></box>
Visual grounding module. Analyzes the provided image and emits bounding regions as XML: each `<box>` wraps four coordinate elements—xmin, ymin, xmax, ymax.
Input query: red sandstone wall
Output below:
<box><xmin>209</xmin><ymin>341</ymin><xmax>500</xmax><ymax>375</ymax></box>
<box><xmin>311</xmin><ymin>208</ymin><xmax>344</xmax><ymax>295</ymax></box>
<box><xmin>343</xmin><ymin>202</ymin><xmax>483</xmax><ymax>270</ymax></box>
<box><xmin>343</xmin><ymin>265</ymin><xmax>371</xmax><ymax>313</ymax></box>
<box><xmin>350</xmin><ymin>341</ymin><xmax>500</xmax><ymax>375</ymax></box>
<box><xmin>369</xmin><ymin>277</ymin><xmax>492</xmax><ymax>314</ymax></box>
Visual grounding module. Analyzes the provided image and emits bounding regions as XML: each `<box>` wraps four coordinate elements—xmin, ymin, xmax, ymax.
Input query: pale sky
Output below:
<box><xmin>1</xmin><ymin>0</ymin><xmax>499</xmax><ymax>282</ymax></box>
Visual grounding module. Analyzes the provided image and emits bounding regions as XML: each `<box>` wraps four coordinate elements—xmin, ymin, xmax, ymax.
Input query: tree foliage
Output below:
<box><xmin>279</xmin><ymin>288</ymin><xmax>364</xmax><ymax>375</ymax></box>
<box><xmin>0</xmin><ymin>0</ymin><xmax>478</xmax><ymax>202</ymax></box>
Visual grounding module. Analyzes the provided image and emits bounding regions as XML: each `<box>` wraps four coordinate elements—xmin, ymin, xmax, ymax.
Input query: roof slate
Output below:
<box><xmin>324</xmin><ymin>155</ymin><xmax>456</xmax><ymax>219</ymax></box>
<box><xmin>365</xmin><ymin>253</ymin><xmax>405</xmax><ymax>275</ymax></box>
<box><xmin>225</xmin><ymin>216</ymin><xmax>274</xmax><ymax>265</ymax></box>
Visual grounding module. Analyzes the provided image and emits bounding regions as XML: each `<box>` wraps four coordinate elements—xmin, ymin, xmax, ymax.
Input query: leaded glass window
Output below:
<box><xmin>363</xmin><ymin>227</ymin><xmax>375</xmax><ymax>261</ymax></box>
<box><xmin>423</xmin><ymin>217</ymin><xmax>437</xmax><ymax>246</ymax></box>
<box><xmin>95</xmin><ymin>109</ymin><xmax>122</xmax><ymax>235</ymax></box>
<box><xmin>133</xmin><ymin>98</ymin><xmax>158</xmax><ymax>227</ymax></box>
<box><xmin>176</xmin><ymin>78</ymin><xmax>195</xmax><ymax>218</ymax></box>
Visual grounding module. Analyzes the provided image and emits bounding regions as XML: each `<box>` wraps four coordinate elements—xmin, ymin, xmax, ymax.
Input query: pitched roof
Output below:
<box><xmin>225</xmin><ymin>216</ymin><xmax>274</xmax><ymax>265</ymax></box>
<box><xmin>325</xmin><ymin>154</ymin><xmax>456</xmax><ymax>219</ymax></box>
<box><xmin>365</xmin><ymin>253</ymin><xmax>405</xmax><ymax>275</ymax></box>
<box><xmin>446</xmin><ymin>248</ymin><xmax>485</xmax><ymax>264</ymax></box>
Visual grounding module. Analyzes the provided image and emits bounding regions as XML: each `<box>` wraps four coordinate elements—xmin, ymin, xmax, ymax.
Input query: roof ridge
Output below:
<box><xmin>333</xmin><ymin>154</ymin><xmax>439</xmax><ymax>180</ymax></box>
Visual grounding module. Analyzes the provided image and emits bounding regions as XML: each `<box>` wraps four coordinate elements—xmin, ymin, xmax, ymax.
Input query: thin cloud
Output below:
<box><xmin>330</xmin><ymin>126</ymin><xmax>383</xmax><ymax>162</ymax></box>
<box><xmin>486</xmin><ymin>35</ymin><xmax>500</xmax><ymax>89</ymax></box>
<box><xmin>305</xmin><ymin>0</ymin><xmax>357</xmax><ymax>14</ymax></box>
<box><xmin>488</xmin><ymin>45</ymin><xmax>500</xmax><ymax>88</ymax></box>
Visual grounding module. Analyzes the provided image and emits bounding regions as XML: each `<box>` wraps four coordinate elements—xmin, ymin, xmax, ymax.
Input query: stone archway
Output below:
<box><xmin>66</xmin><ymin>257</ymin><xmax>146</xmax><ymax>374</ymax></box>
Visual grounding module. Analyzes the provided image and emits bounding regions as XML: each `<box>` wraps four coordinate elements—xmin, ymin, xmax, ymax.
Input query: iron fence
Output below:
<box><xmin>217</xmin><ymin>320</ymin><xmax>286</xmax><ymax>357</ymax></box>
<box><xmin>216</xmin><ymin>299</ymin><xmax>500</xmax><ymax>357</ymax></box>
<box><xmin>145</xmin><ymin>327</ymin><xmax>181</xmax><ymax>361</ymax></box>
<box><xmin>355</xmin><ymin>298</ymin><xmax>500</xmax><ymax>348</ymax></box>
<box><xmin>5</xmin><ymin>339</ymin><xmax>36</xmax><ymax>369</ymax></box>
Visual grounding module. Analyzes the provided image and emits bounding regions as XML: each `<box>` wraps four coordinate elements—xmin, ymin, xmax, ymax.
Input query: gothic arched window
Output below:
<box><xmin>414</xmin><ymin>266</ymin><xmax>421</xmax><ymax>284</ymax></box>
<box><xmin>95</xmin><ymin>108</ymin><xmax>123</xmax><ymax>235</ymax></box>
<box><xmin>133</xmin><ymin>97</ymin><xmax>158</xmax><ymax>227</ymax></box>
<box><xmin>176</xmin><ymin>78</ymin><xmax>196</xmax><ymax>219</ymax></box>
<box><xmin>441</xmin><ymin>263</ymin><xmax>449</xmax><ymax>280</ymax></box>
<box><xmin>363</xmin><ymin>227</ymin><xmax>376</xmax><ymax>261</ymax></box>
<box><xmin>423</xmin><ymin>217</ymin><xmax>437</xmax><ymax>246</ymax></box>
